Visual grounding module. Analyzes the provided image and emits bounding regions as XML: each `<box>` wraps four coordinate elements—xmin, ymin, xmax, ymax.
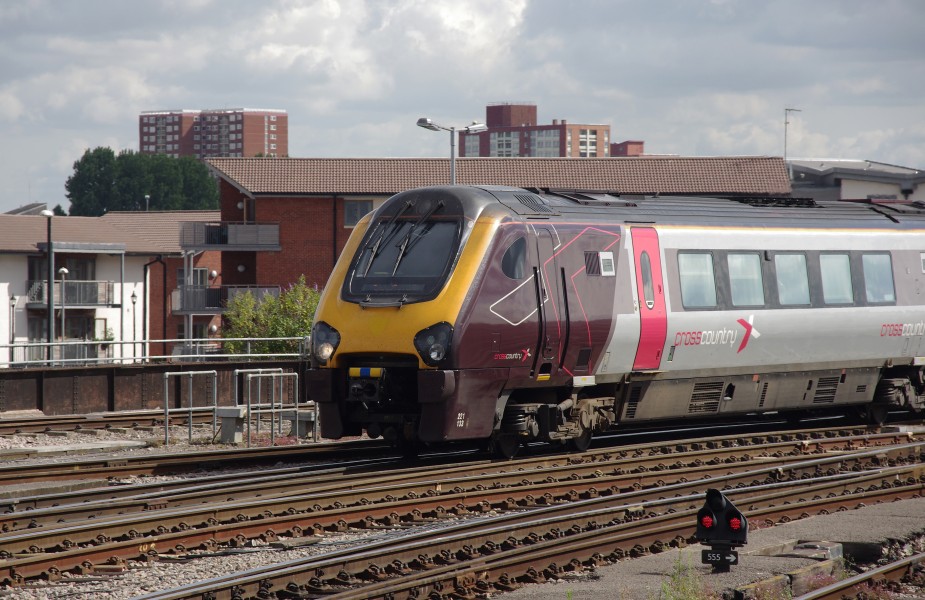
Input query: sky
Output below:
<box><xmin>1</xmin><ymin>0</ymin><xmax>923</xmax><ymax>214</ymax></box>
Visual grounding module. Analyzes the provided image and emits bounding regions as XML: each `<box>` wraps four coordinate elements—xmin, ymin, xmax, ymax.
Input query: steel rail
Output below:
<box><xmin>795</xmin><ymin>551</ymin><xmax>925</xmax><ymax>599</ymax></box>
<box><xmin>1</xmin><ymin>442</ymin><xmax>922</xmax><ymax>586</ymax></box>
<box><xmin>0</xmin><ymin>438</ymin><xmax>395</xmax><ymax>485</ymax></box>
<box><xmin>2</xmin><ymin>429</ymin><xmax>908</xmax><ymax>531</ymax></box>
<box><xmin>2</xmin><ymin>435</ymin><xmax>919</xmax><ymax>551</ymax></box>
<box><xmin>132</xmin><ymin>467</ymin><xmax>925</xmax><ymax>599</ymax></box>
<box><xmin>0</xmin><ymin>408</ymin><xmax>217</xmax><ymax>436</ymax></box>
<box><xmin>0</xmin><ymin>421</ymin><xmax>904</xmax><ymax>487</ymax></box>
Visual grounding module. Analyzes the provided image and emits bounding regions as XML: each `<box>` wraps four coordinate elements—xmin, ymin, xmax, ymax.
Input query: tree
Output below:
<box><xmin>65</xmin><ymin>148</ymin><xmax>219</xmax><ymax>215</ymax></box>
<box><xmin>222</xmin><ymin>276</ymin><xmax>321</xmax><ymax>355</ymax></box>
<box><xmin>65</xmin><ymin>147</ymin><xmax>117</xmax><ymax>216</ymax></box>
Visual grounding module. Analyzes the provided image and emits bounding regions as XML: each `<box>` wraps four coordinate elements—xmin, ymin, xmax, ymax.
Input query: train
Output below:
<box><xmin>305</xmin><ymin>185</ymin><xmax>925</xmax><ymax>456</ymax></box>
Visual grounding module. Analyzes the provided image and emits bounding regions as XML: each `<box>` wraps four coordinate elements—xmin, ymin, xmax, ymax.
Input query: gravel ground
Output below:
<box><xmin>3</xmin><ymin>423</ymin><xmax>924</xmax><ymax>599</ymax></box>
<box><xmin>0</xmin><ymin>525</ymin><xmax>450</xmax><ymax>599</ymax></box>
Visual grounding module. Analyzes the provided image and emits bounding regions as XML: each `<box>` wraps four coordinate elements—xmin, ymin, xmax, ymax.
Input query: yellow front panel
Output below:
<box><xmin>316</xmin><ymin>215</ymin><xmax>500</xmax><ymax>368</ymax></box>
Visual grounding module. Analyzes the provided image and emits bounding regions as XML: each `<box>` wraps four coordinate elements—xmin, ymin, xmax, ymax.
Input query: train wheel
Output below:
<box><xmin>568</xmin><ymin>429</ymin><xmax>593</xmax><ymax>452</ymax></box>
<box><xmin>491</xmin><ymin>434</ymin><xmax>521</xmax><ymax>459</ymax></box>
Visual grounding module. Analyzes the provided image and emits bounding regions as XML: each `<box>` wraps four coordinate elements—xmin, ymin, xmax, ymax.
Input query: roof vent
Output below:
<box><xmin>514</xmin><ymin>193</ymin><xmax>554</xmax><ymax>214</ymax></box>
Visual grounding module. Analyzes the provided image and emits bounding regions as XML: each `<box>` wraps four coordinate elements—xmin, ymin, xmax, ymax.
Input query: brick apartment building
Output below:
<box><xmin>459</xmin><ymin>103</ymin><xmax>612</xmax><ymax>158</ymax></box>
<box><xmin>611</xmin><ymin>140</ymin><xmax>645</xmax><ymax>157</ymax></box>
<box><xmin>204</xmin><ymin>156</ymin><xmax>791</xmax><ymax>294</ymax></box>
<box><xmin>138</xmin><ymin>108</ymin><xmax>288</xmax><ymax>159</ymax></box>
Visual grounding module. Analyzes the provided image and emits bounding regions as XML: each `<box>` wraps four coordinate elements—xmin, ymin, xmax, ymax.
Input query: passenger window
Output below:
<box><xmin>774</xmin><ymin>254</ymin><xmax>810</xmax><ymax>305</ymax></box>
<box><xmin>640</xmin><ymin>251</ymin><xmax>655</xmax><ymax>309</ymax></box>
<box><xmin>678</xmin><ymin>253</ymin><xmax>717</xmax><ymax>308</ymax></box>
<box><xmin>728</xmin><ymin>253</ymin><xmax>764</xmax><ymax>306</ymax></box>
<box><xmin>862</xmin><ymin>253</ymin><xmax>895</xmax><ymax>303</ymax></box>
<box><xmin>501</xmin><ymin>237</ymin><xmax>526</xmax><ymax>280</ymax></box>
<box><xmin>820</xmin><ymin>254</ymin><xmax>853</xmax><ymax>304</ymax></box>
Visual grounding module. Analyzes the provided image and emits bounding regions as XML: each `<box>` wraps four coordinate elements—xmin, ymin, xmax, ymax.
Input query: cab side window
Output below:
<box><xmin>501</xmin><ymin>237</ymin><xmax>526</xmax><ymax>280</ymax></box>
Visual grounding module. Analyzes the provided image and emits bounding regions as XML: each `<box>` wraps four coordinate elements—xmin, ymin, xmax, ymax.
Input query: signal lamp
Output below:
<box><xmin>695</xmin><ymin>488</ymin><xmax>748</xmax><ymax>546</ymax></box>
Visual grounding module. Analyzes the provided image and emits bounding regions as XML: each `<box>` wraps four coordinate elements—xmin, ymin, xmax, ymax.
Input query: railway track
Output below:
<box><xmin>0</xmin><ymin>438</ymin><xmax>396</xmax><ymax>485</ymax></box>
<box><xmin>0</xmin><ymin>425</ymin><xmax>922</xmax><ymax>597</ymax></box>
<box><xmin>0</xmin><ymin>409</ymin><xmax>218</xmax><ymax>436</ymax></box>
<box><xmin>131</xmin><ymin>454</ymin><xmax>925</xmax><ymax>599</ymax></box>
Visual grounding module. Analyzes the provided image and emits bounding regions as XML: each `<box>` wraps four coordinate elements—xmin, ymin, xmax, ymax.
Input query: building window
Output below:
<box><xmin>345</xmin><ymin>200</ymin><xmax>373</xmax><ymax>227</ymax></box>
<box><xmin>464</xmin><ymin>135</ymin><xmax>480</xmax><ymax>156</ymax></box>
<box><xmin>177</xmin><ymin>268</ymin><xmax>208</xmax><ymax>286</ymax></box>
<box><xmin>490</xmin><ymin>131</ymin><xmax>520</xmax><ymax>157</ymax></box>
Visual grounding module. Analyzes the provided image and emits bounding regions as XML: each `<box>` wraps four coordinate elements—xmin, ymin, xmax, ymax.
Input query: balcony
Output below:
<box><xmin>171</xmin><ymin>285</ymin><xmax>280</xmax><ymax>315</ymax></box>
<box><xmin>25</xmin><ymin>280</ymin><xmax>116</xmax><ymax>308</ymax></box>
<box><xmin>180</xmin><ymin>221</ymin><xmax>280</xmax><ymax>251</ymax></box>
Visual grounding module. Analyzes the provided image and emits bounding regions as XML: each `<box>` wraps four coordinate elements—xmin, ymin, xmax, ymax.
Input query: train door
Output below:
<box><xmin>631</xmin><ymin>227</ymin><xmax>667</xmax><ymax>370</ymax></box>
<box><xmin>533</xmin><ymin>226</ymin><xmax>565</xmax><ymax>380</ymax></box>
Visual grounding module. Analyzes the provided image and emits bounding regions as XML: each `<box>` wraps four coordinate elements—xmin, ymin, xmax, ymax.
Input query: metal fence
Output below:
<box><xmin>0</xmin><ymin>336</ymin><xmax>310</xmax><ymax>368</ymax></box>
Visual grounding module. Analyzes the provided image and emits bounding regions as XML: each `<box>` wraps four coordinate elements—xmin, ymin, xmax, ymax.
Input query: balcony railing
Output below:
<box><xmin>26</xmin><ymin>280</ymin><xmax>116</xmax><ymax>307</ymax></box>
<box><xmin>171</xmin><ymin>285</ymin><xmax>281</xmax><ymax>314</ymax></box>
<box><xmin>180</xmin><ymin>221</ymin><xmax>280</xmax><ymax>250</ymax></box>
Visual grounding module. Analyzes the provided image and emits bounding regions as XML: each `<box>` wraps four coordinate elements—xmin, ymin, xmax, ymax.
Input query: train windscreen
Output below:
<box><xmin>343</xmin><ymin>196</ymin><xmax>463</xmax><ymax>304</ymax></box>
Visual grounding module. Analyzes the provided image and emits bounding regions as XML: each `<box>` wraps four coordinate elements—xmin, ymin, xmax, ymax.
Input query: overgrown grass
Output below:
<box><xmin>654</xmin><ymin>553</ymin><xmax>718</xmax><ymax>600</ymax></box>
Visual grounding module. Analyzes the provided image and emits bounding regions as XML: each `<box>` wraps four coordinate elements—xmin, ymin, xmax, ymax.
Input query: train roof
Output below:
<box><xmin>484</xmin><ymin>186</ymin><xmax>925</xmax><ymax>230</ymax></box>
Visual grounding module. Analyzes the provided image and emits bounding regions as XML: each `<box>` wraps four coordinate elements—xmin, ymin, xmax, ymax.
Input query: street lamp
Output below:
<box><xmin>144</xmin><ymin>194</ymin><xmax>150</xmax><ymax>212</ymax></box>
<box><xmin>131</xmin><ymin>290</ymin><xmax>137</xmax><ymax>360</ymax></box>
<box><xmin>8</xmin><ymin>294</ymin><xmax>15</xmax><ymax>346</ymax></box>
<box><xmin>58</xmin><ymin>267</ymin><xmax>68</xmax><ymax>342</ymax></box>
<box><xmin>40</xmin><ymin>209</ymin><xmax>54</xmax><ymax>362</ymax></box>
<box><xmin>784</xmin><ymin>107</ymin><xmax>802</xmax><ymax>178</ymax></box>
<box><xmin>416</xmin><ymin>117</ymin><xmax>488</xmax><ymax>185</ymax></box>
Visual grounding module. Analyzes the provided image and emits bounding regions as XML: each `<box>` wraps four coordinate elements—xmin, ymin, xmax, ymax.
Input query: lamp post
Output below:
<box><xmin>40</xmin><ymin>209</ymin><xmax>54</xmax><ymax>362</ymax></box>
<box><xmin>784</xmin><ymin>107</ymin><xmax>801</xmax><ymax>178</ymax></box>
<box><xmin>131</xmin><ymin>290</ymin><xmax>137</xmax><ymax>361</ymax></box>
<box><xmin>144</xmin><ymin>194</ymin><xmax>150</xmax><ymax>212</ymax></box>
<box><xmin>416</xmin><ymin>117</ymin><xmax>488</xmax><ymax>185</ymax></box>
<box><xmin>8</xmin><ymin>294</ymin><xmax>15</xmax><ymax>345</ymax></box>
<box><xmin>58</xmin><ymin>267</ymin><xmax>68</xmax><ymax>344</ymax></box>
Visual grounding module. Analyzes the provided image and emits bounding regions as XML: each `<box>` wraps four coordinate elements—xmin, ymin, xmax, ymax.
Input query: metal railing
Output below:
<box><xmin>171</xmin><ymin>285</ymin><xmax>280</xmax><ymax>313</ymax></box>
<box><xmin>1</xmin><ymin>335</ymin><xmax>309</xmax><ymax>368</ymax></box>
<box><xmin>163</xmin><ymin>370</ymin><xmax>218</xmax><ymax>446</ymax></box>
<box><xmin>25</xmin><ymin>279</ymin><xmax>115</xmax><ymax>306</ymax></box>
<box><xmin>179</xmin><ymin>221</ymin><xmax>280</xmax><ymax>249</ymax></box>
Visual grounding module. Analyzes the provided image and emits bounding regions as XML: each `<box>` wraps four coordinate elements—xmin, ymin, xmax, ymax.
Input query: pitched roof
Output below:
<box><xmin>0</xmin><ymin>210</ymin><xmax>219</xmax><ymax>254</ymax></box>
<box><xmin>206</xmin><ymin>156</ymin><xmax>791</xmax><ymax>197</ymax></box>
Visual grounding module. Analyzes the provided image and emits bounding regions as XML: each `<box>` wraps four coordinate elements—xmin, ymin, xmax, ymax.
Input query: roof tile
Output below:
<box><xmin>206</xmin><ymin>156</ymin><xmax>791</xmax><ymax>197</ymax></box>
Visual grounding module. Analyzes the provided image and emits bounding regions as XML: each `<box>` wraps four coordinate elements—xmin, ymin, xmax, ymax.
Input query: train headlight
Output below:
<box><xmin>311</xmin><ymin>321</ymin><xmax>340</xmax><ymax>365</ymax></box>
<box><xmin>414</xmin><ymin>322</ymin><xmax>453</xmax><ymax>367</ymax></box>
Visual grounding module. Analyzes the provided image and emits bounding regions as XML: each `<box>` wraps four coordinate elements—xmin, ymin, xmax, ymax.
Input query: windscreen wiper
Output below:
<box><xmin>361</xmin><ymin>200</ymin><xmax>414</xmax><ymax>277</ymax></box>
<box><xmin>391</xmin><ymin>200</ymin><xmax>444</xmax><ymax>276</ymax></box>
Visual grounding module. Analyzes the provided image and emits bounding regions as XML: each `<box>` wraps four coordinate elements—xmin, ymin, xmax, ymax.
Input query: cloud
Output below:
<box><xmin>0</xmin><ymin>0</ymin><xmax>923</xmax><ymax>213</ymax></box>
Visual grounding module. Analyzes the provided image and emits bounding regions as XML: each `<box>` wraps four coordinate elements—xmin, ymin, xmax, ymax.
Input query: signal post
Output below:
<box><xmin>695</xmin><ymin>488</ymin><xmax>748</xmax><ymax>573</ymax></box>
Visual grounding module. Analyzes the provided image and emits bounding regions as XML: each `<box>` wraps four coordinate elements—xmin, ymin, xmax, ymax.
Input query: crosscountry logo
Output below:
<box><xmin>736</xmin><ymin>315</ymin><xmax>760</xmax><ymax>353</ymax></box>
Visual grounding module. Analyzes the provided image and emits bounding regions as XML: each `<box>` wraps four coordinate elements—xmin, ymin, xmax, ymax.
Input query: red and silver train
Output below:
<box><xmin>306</xmin><ymin>185</ymin><xmax>925</xmax><ymax>455</ymax></box>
